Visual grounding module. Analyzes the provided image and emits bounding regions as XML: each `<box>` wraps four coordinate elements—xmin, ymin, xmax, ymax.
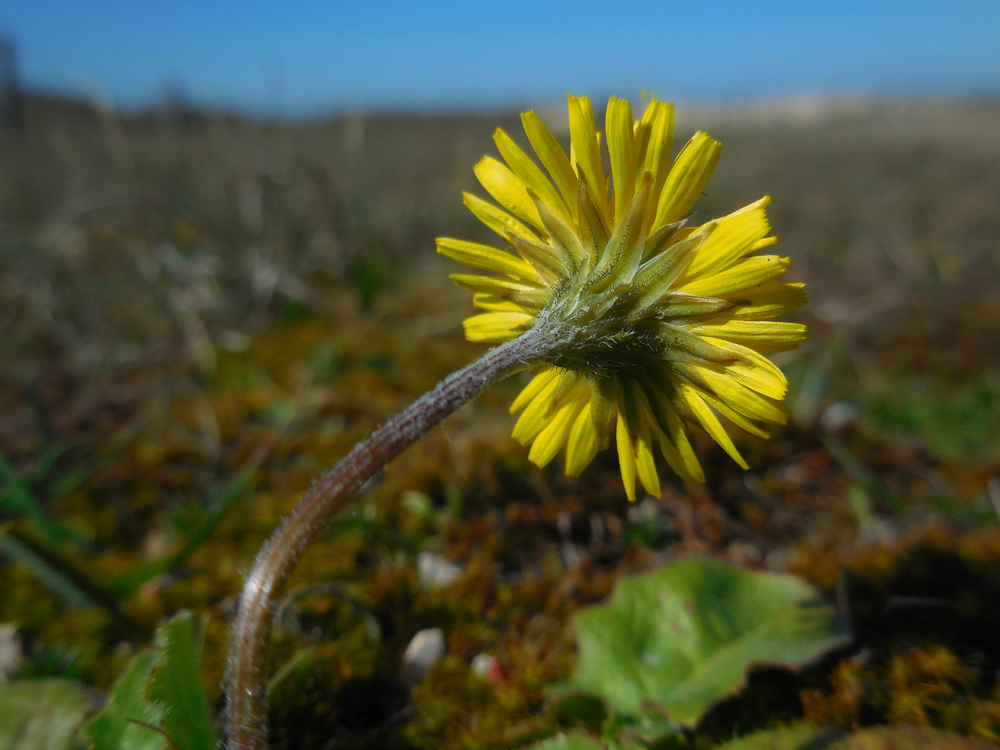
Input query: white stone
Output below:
<box><xmin>400</xmin><ymin>627</ymin><xmax>445</xmax><ymax>683</ymax></box>
<box><xmin>0</xmin><ymin>624</ymin><xmax>23</xmax><ymax>681</ymax></box>
<box><xmin>418</xmin><ymin>551</ymin><xmax>461</xmax><ymax>587</ymax></box>
<box><xmin>470</xmin><ymin>652</ymin><xmax>503</xmax><ymax>684</ymax></box>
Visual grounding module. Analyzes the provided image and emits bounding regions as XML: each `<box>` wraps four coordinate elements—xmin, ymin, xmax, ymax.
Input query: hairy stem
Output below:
<box><xmin>223</xmin><ymin>329</ymin><xmax>550</xmax><ymax>750</ymax></box>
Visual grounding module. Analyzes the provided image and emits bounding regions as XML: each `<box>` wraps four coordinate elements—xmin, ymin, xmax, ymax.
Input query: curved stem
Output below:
<box><xmin>223</xmin><ymin>330</ymin><xmax>549</xmax><ymax>750</ymax></box>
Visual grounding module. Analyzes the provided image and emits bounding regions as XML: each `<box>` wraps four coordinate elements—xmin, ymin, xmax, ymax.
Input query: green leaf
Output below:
<box><xmin>81</xmin><ymin>651</ymin><xmax>164</xmax><ymax>750</ymax></box>
<box><xmin>549</xmin><ymin>691</ymin><xmax>609</xmax><ymax>730</ymax></box>
<box><xmin>81</xmin><ymin>611</ymin><xmax>215</xmax><ymax>750</ymax></box>
<box><xmin>0</xmin><ymin>679</ymin><xmax>93</xmax><ymax>750</ymax></box>
<box><xmin>527</xmin><ymin>733</ymin><xmax>606</xmax><ymax>750</ymax></box>
<box><xmin>714</xmin><ymin>723</ymin><xmax>994</xmax><ymax>749</ymax></box>
<box><xmin>554</xmin><ymin>558</ymin><xmax>850</xmax><ymax>727</ymax></box>
<box><xmin>599</xmin><ymin>705</ymin><xmax>678</xmax><ymax>746</ymax></box>
<box><xmin>147</xmin><ymin>612</ymin><xmax>215</xmax><ymax>750</ymax></box>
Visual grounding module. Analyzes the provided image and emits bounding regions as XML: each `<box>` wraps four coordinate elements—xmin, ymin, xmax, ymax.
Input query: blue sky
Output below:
<box><xmin>2</xmin><ymin>0</ymin><xmax>998</xmax><ymax>115</ymax></box>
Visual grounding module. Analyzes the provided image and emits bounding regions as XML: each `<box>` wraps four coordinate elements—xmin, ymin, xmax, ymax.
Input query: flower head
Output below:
<box><xmin>438</xmin><ymin>94</ymin><xmax>807</xmax><ymax>500</ymax></box>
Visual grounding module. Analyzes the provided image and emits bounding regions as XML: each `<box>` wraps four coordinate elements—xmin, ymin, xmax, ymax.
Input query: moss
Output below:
<box><xmin>268</xmin><ymin>635</ymin><xmax>410</xmax><ymax>750</ymax></box>
<box><xmin>802</xmin><ymin>646</ymin><xmax>1000</xmax><ymax>744</ymax></box>
<box><xmin>2</xmin><ymin>273</ymin><xmax>1000</xmax><ymax>749</ymax></box>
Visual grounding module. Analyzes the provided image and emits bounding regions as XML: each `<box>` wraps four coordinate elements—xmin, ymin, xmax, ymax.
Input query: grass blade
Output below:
<box><xmin>0</xmin><ymin>524</ymin><xmax>148</xmax><ymax>642</ymax></box>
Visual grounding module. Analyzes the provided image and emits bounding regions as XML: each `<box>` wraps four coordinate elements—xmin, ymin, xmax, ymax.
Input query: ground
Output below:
<box><xmin>1</xmin><ymin>96</ymin><xmax>999</xmax><ymax>748</ymax></box>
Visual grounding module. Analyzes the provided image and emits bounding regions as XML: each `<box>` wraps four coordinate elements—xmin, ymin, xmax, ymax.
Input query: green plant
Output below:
<box><xmin>82</xmin><ymin>611</ymin><xmax>215</xmax><ymax>750</ymax></box>
<box><xmin>548</xmin><ymin>558</ymin><xmax>849</xmax><ymax>745</ymax></box>
<box><xmin>223</xmin><ymin>93</ymin><xmax>809</xmax><ymax>749</ymax></box>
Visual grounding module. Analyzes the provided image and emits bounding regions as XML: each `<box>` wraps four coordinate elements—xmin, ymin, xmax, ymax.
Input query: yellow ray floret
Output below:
<box><xmin>565</xmin><ymin>402</ymin><xmax>600</xmax><ymax>477</ymax></box>
<box><xmin>463</xmin><ymin>312</ymin><xmax>535</xmax><ymax>343</ymax></box>
<box><xmin>438</xmin><ymin>94</ymin><xmax>808</xmax><ymax>499</ymax></box>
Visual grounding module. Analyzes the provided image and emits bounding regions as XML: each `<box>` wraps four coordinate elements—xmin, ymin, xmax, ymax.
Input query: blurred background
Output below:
<box><xmin>1</xmin><ymin>2</ymin><xmax>1000</xmax><ymax>748</ymax></box>
<box><xmin>2</xmin><ymin>0</ymin><xmax>999</xmax><ymax>460</ymax></box>
<box><xmin>1</xmin><ymin>0</ymin><xmax>998</xmax><ymax>402</ymax></box>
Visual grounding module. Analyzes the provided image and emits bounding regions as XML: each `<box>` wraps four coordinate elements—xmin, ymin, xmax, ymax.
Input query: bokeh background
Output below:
<box><xmin>1</xmin><ymin>3</ymin><xmax>1000</xmax><ymax>748</ymax></box>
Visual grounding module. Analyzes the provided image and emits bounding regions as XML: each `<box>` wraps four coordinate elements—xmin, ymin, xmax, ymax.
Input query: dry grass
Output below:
<box><xmin>1</xmin><ymin>93</ymin><xmax>1000</xmax><ymax>748</ymax></box>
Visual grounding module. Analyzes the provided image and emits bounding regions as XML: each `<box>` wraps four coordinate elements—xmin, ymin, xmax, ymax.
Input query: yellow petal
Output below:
<box><xmin>472</xmin><ymin>293</ymin><xmax>527</xmax><ymax>313</ymax></box>
<box><xmin>650</xmin><ymin>390</ymin><xmax>705</xmax><ymax>484</ymax></box>
<box><xmin>702</xmin><ymin>337</ymin><xmax>789</xmax><ymax>399</ymax></box>
<box><xmin>632</xmin><ymin>110</ymin><xmax>652</xmax><ymax>185</ymax></box>
<box><xmin>653</xmin><ymin>132</ymin><xmax>722</xmax><ymax>230</ymax></box>
<box><xmin>474</xmin><ymin>156</ymin><xmax>543</xmax><ymax>229</ymax></box>
<box><xmin>589</xmin><ymin>387</ymin><xmax>615</xmax><ymax>437</ymax></box>
<box><xmin>658</xmin><ymin>431</ymin><xmax>704</xmax><ymax>484</ymax></box>
<box><xmin>449</xmin><ymin>273</ymin><xmax>549</xmax><ymax>307</ymax></box>
<box><xmin>635</xmin><ymin>100</ymin><xmax>675</xmax><ymax>210</ymax></box>
<box><xmin>437</xmin><ymin>237</ymin><xmax>543</xmax><ymax>282</ymax></box>
<box><xmin>752</xmin><ymin>236</ymin><xmax>778</xmax><ymax>251</ymax></box>
<box><xmin>605</xmin><ymin>96</ymin><xmax>636</xmax><ymax>226</ymax></box>
<box><xmin>565</xmin><ymin>401</ymin><xmax>600</xmax><ymax>477</ymax></box>
<box><xmin>493</xmin><ymin>127</ymin><xmax>572</xmax><ymax>226</ymax></box>
<box><xmin>616</xmin><ymin>411</ymin><xmax>638</xmax><ymax>501</ymax></box>
<box><xmin>529</xmin><ymin>192</ymin><xmax>587</xmax><ymax>265</ymax></box>
<box><xmin>700</xmin><ymin>390</ymin><xmax>771</xmax><ymax>439</ymax></box>
<box><xmin>463</xmin><ymin>192</ymin><xmax>539</xmax><ymax>242</ymax></box>
<box><xmin>529</xmin><ymin>394</ymin><xmax>586</xmax><ymax>468</ymax></box>
<box><xmin>521</xmin><ymin>110</ymin><xmax>579</xmax><ymax>214</ymax></box>
<box><xmin>462</xmin><ymin>312</ymin><xmax>534</xmax><ymax>343</ymax></box>
<box><xmin>724</xmin><ymin>280</ymin><xmax>808</xmax><ymax>320</ymax></box>
<box><xmin>675</xmin><ymin>363</ymin><xmax>788</xmax><ymax>425</ymax></box>
<box><xmin>677</xmin><ymin>382</ymin><xmax>749</xmax><ymax>470</ymax></box>
<box><xmin>634</xmin><ymin>421</ymin><xmax>661</xmax><ymax>498</ymax></box>
<box><xmin>691</xmin><ymin>320</ymin><xmax>808</xmax><ymax>348</ymax></box>
<box><xmin>511</xmin><ymin>370</ymin><xmax>566</xmax><ymax>443</ymax></box>
<box><xmin>683</xmin><ymin>200</ymin><xmax>771</xmax><ymax>280</ymax></box>
<box><xmin>568</xmin><ymin>94</ymin><xmax>608</xmax><ymax>221</ymax></box>
<box><xmin>510</xmin><ymin>367</ymin><xmax>561</xmax><ymax>414</ymax></box>
<box><xmin>679</xmin><ymin>255</ymin><xmax>790</xmax><ymax>297</ymax></box>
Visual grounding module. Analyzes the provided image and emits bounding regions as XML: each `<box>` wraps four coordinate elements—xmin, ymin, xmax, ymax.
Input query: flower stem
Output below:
<box><xmin>223</xmin><ymin>330</ymin><xmax>548</xmax><ymax>750</ymax></box>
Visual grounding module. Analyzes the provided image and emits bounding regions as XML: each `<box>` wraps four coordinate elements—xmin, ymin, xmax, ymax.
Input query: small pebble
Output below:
<box><xmin>418</xmin><ymin>551</ymin><xmax>462</xmax><ymax>587</ymax></box>
<box><xmin>470</xmin><ymin>652</ymin><xmax>504</xmax><ymax>684</ymax></box>
<box><xmin>400</xmin><ymin>627</ymin><xmax>445</xmax><ymax>683</ymax></box>
<box><xmin>0</xmin><ymin>624</ymin><xmax>22</xmax><ymax>681</ymax></box>
<box><xmin>821</xmin><ymin>401</ymin><xmax>859</xmax><ymax>433</ymax></box>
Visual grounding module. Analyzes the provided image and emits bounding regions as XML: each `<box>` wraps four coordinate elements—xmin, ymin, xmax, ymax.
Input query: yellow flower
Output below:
<box><xmin>437</xmin><ymin>94</ymin><xmax>807</xmax><ymax>500</ymax></box>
